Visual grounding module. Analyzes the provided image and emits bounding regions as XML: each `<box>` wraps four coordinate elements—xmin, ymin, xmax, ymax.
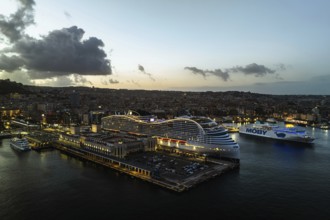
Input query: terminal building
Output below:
<box><xmin>101</xmin><ymin>114</ymin><xmax>240</xmax><ymax>163</ymax></box>
<box><xmin>59</xmin><ymin>133</ymin><xmax>152</xmax><ymax>159</ymax></box>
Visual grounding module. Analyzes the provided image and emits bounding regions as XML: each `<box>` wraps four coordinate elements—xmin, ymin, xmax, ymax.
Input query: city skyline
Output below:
<box><xmin>1</xmin><ymin>0</ymin><xmax>330</xmax><ymax>95</ymax></box>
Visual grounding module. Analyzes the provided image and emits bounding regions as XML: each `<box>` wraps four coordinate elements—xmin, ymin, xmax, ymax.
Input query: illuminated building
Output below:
<box><xmin>101</xmin><ymin>114</ymin><xmax>240</xmax><ymax>163</ymax></box>
<box><xmin>59</xmin><ymin>133</ymin><xmax>146</xmax><ymax>159</ymax></box>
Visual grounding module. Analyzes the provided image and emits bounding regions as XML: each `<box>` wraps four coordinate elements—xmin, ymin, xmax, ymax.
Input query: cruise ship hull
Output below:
<box><xmin>156</xmin><ymin>137</ymin><xmax>240</xmax><ymax>162</ymax></box>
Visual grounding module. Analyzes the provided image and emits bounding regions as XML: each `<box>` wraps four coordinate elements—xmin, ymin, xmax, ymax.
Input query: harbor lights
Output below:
<box><xmin>41</xmin><ymin>114</ymin><xmax>46</xmax><ymax>125</ymax></box>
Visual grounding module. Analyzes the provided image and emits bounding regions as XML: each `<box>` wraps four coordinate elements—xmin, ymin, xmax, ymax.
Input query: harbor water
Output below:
<box><xmin>1</xmin><ymin>127</ymin><xmax>330</xmax><ymax>219</ymax></box>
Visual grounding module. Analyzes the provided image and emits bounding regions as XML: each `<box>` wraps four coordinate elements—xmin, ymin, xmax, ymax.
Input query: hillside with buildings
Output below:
<box><xmin>1</xmin><ymin>81</ymin><xmax>330</xmax><ymax>130</ymax></box>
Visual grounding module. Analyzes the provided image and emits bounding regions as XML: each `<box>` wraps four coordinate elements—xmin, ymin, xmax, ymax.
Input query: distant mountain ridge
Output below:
<box><xmin>0</xmin><ymin>79</ymin><xmax>328</xmax><ymax>98</ymax></box>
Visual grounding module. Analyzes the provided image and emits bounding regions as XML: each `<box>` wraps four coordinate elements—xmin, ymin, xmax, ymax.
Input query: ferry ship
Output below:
<box><xmin>102</xmin><ymin>112</ymin><xmax>240</xmax><ymax>163</ymax></box>
<box><xmin>239</xmin><ymin>122</ymin><xmax>314</xmax><ymax>144</ymax></box>
<box><xmin>10</xmin><ymin>138</ymin><xmax>30</xmax><ymax>151</ymax></box>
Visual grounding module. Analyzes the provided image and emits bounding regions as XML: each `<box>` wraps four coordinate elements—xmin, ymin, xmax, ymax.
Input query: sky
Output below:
<box><xmin>0</xmin><ymin>0</ymin><xmax>330</xmax><ymax>95</ymax></box>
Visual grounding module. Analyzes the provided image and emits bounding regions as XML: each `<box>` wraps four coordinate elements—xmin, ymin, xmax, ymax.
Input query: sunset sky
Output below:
<box><xmin>1</xmin><ymin>0</ymin><xmax>330</xmax><ymax>94</ymax></box>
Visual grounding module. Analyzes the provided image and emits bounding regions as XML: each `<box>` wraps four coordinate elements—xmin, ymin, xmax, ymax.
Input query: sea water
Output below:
<box><xmin>0</xmin><ymin>127</ymin><xmax>329</xmax><ymax>220</ymax></box>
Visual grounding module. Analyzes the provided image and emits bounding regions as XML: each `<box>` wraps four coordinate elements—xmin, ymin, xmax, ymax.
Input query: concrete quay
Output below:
<box><xmin>26</xmin><ymin>132</ymin><xmax>59</xmax><ymax>150</ymax></box>
<box><xmin>52</xmin><ymin>142</ymin><xmax>239</xmax><ymax>192</ymax></box>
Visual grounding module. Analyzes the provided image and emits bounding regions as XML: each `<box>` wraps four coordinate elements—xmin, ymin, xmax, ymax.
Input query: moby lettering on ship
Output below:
<box><xmin>246</xmin><ymin>128</ymin><xmax>267</xmax><ymax>135</ymax></box>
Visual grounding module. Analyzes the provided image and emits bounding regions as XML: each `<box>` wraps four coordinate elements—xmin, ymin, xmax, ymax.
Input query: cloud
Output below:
<box><xmin>138</xmin><ymin>64</ymin><xmax>145</xmax><ymax>72</ymax></box>
<box><xmin>206</xmin><ymin>69</ymin><xmax>230</xmax><ymax>81</ymax></box>
<box><xmin>0</xmin><ymin>0</ymin><xmax>35</xmax><ymax>43</ymax></box>
<box><xmin>44</xmin><ymin>76</ymin><xmax>75</xmax><ymax>87</ymax></box>
<box><xmin>109</xmin><ymin>78</ymin><xmax>119</xmax><ymax>84</ymax></box>
<box><xmin>184</xmin><ymin>66</ymin><xmax>229</xmax><ymax>81</ymax></box>
<box><xmin>0</xmin><ymin>70</ymin><xmax>35</xmax><ymax>85</ymax></box>
<box><xmin>64</xmin><ymin>11</ymin><xmax>71</xmax><ymax>19</ymax></box>
<box><xmin>0</xmin><ymin>0</ymin><xmax>112</xmax><ymax>82</ymax></box>
<box><xmin>3</xmin><ymin>26</ymin><xmax>112</xmax><ymax>78</ymax></box>
<box><xmin>138</xmin><ymin>64</ymin><xmax>155</xmax><ymax>81</ymax></box>
<box><xmin>184</xmin><ymin>67</ymin><xmax>206</xmax><ymax>78</ymax></box>
<box><xmin>34</xmin><ymin>74</ymin><xmax>93</xmax><ymax>87</ymax></box>
<box><xmin>229</xmin><ymin>63</ymin><xmax>275</xmax><ymax>77</ymax></box>
<box><xmin>100</xmin><ymin>78</ymin><xmax>119</xmax><ymax>85</ymax></box>
<box><xmin>0</xmin><ymin>54</ymin><xmax>24</xmax><ymax>72</ymax></box>
<box><xmin>73</xmin><ymin>74</ymin><xmax>93</xmax><ymax>86</ymax></box>
<box><xmin>185</xmin><ymin>63</ymin><xmax>277</xmax><ymax>81</ymax></box>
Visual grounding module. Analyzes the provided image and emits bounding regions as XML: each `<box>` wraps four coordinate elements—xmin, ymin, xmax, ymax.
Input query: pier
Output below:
<box><xmin>24</xmin><ymin>133</ymin><xmax>239</xmax><ymax>192</ymax></box>
<box><xmin>53</xmin><ymin>141</ymin><xmax>238</xmax><ymax>192</ymax></box>
<box><xmin>26</xmin><ymin>132</ymin><xmax>58</xmax><ymax>150</ymax></box>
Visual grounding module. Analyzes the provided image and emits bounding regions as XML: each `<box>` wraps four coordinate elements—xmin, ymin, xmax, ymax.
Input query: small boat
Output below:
<box><xmin>10</xmin><ymin>137</ymin><xmax>30</xmax><ymax>151</ymax></box>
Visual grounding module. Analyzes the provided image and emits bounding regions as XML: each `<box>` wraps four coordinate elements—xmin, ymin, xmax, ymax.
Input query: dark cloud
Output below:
<box><xmin>184</xmin><ymin>67</ymin><xmax>206</xmax><ymax>78</ymax></box>
<box><xmin>184</xmin><ymin>66</ymin><xmax>229</xmax><ymax>81</ymax></box>
<box><xmin>185</xmin><ymin>63</ymin><xmax>278</xmax><ymax>81</ymax></box>
<box><xmin>0</xmin><ymin>0</ymin><xmax>111</xmax><ymax>81</ymax></box>
<box><xmin>138</xmin><ymin>64</ymin><xmax>155</xmax><ymax>81</ymax></box>
<box><xmin>206</xmin><ymin>69</ymin><xmax>230</xmax><ymax>81</ymax></box>
<box><xmin>138</xmin><ymin>64</ymin><xmax>145</xmax><ymax>72</ymax></box>
<box><xmin>109</xmin><ymin>78</ymin><xmax>119</xmax><ymax>84</ymax></box>
<box><xmin>0</xmin><ymin>0</ymin><xmax>35</xmax><ymax>43</ymax></box>
<box><xmin>0</xmin><ymin>26</ymin><xmax>111</xmax><ymax>78</ymax></box>
<box><xmin>230</xmin><ymin>63</ymin><xmax>275</xmax><ymax>76</ymax></box>
<box><xmin>0</xmin><ymin>54</ymin><xmax>24</xmax><ymax>72</ymax></box>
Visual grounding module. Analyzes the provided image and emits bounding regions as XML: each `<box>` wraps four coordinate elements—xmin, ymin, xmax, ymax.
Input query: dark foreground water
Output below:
<box><xmin>1</xmin><ymin>128</ymin><xmax>330</xmax><ymax>220</ymax></box>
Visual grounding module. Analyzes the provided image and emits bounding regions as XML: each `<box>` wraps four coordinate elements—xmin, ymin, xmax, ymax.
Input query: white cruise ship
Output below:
<box><xmin>10</xmin><ymin>138</ymin><xmax>30</xmax><ymax>151</ymax></box>
<box><xmin>239</xmin><ymin>122</ymin><xmax>314</xmax><ymax>144</ymax></box>
<box><xmin>102</xmin><ymin>114</ymin><xmax>240</xmax><ymax>163</ymax></box>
